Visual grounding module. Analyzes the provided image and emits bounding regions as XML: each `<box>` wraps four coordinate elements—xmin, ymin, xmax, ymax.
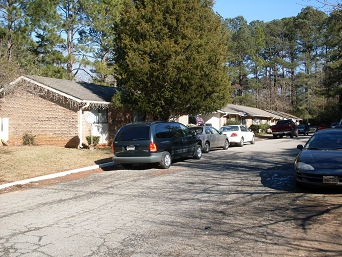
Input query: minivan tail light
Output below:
<box><xmin>149</xmin><ymin>142</ymin><xmax>157</xmax><ymax>152</ymax></box>
<box><xmin>231</xmin><ymin>133</ymin><xmax>238</xmax><ymax>137</ymax></box>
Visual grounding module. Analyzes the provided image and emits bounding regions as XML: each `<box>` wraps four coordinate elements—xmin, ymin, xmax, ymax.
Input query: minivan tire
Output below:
<box><xmin>193</xmin><ymin>144</ymin><xmax>202</xmax><ymax>159</ymax></box>
<box><xmin>159</xmin><ymin>151</ymin><xmax>172</xmax><ymax>169</ymax></box>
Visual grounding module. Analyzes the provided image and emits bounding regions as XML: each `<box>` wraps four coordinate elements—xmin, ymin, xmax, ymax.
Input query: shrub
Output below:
<box><xmin>22</xmin><ymin>133</ymin><xmax>36</xmax><ymax>145</ymax></box>
<box><xmin>249</xmin><ymin>124</ymin><xmax>270</xmax><ymax>134</ymax></box>
<box><xmin>225</xmin><ymin>120</ymin><xmax>241</xmax><ymax>125</ymax></box>
<box><xmin>249</xmin><ymin>124</ymin><xmax>259</xmax><ymax>134</ymax></box>
<box><xmin>259</xmin><ymin>124</ymin><xmax>270</xmax><ymax>133</ymax></box>
<box><xmin>86</xmin><ymin>136</ymin><xmax>100</xmax><ymax>146</ymax></box>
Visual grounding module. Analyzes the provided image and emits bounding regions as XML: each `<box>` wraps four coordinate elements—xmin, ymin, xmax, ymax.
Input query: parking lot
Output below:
<box><xmin>1</xmin><ymin>136</ymin><xmax>342</xmax><ymax>256</ymax></box>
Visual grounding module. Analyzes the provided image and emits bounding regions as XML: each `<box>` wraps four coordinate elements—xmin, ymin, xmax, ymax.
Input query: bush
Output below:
<box><xmin>259</xmin><ymin>124</ymin><xmax>270</xmax><ymax>133</ymax></box>
<box><xmin>22</xmin><ymin>133</ymin><xmax>36</xmax><ymax>145</ymax></box>
<box><xmin>86</xmin><ymin>136</ymin><xmax>100</xmax><ymax>146</ymax></box>
<box><xmin>225</xmin><ymin>120</ymin><xmax>241</xmax><ymax>125</ymax></box>
<box><xmin>249</xmin><ymin>124</ymin><xmax>270</xmax><ymax>134</ymax></box>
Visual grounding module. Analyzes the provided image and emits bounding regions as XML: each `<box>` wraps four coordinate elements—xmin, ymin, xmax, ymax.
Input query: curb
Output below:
<box><xmin>0</xmin><ymin>162</ymin><xmax>117</xmax><ymax>190</ymax></box>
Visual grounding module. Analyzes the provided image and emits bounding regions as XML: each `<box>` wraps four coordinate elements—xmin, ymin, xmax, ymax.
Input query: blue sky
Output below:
<box><xmin>213</xmin><ymin>0</ymin><xmax>325</xmax><ymax>23</ymax></box>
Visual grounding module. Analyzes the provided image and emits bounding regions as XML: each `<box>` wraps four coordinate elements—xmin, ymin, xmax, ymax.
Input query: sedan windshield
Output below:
<box><xmin>305</xmin><ymin>133</ymin><xmax>342</xmax><ymax>150</ymax></box>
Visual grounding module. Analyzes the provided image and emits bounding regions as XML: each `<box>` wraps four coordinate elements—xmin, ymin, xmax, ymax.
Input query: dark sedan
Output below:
<box><xmin>295</xmin><ymin>129</ymin><xmax>342</xmax><ymax>188</ymax></box>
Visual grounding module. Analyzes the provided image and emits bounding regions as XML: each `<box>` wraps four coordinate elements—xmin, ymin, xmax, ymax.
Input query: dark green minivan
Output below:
<box><xmin>112</xmin><ymin>121</ymin><xmax>202</xmax><ymax>169</ymax></box>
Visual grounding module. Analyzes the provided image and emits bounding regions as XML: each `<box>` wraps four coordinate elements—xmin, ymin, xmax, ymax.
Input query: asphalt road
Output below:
<box><xmin>1</xmin><ymin>136</ymin><xmax>342</xmax><ymax>257</ymax></box>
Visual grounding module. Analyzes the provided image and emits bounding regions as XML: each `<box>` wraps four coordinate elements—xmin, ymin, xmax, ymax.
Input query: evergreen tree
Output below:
<box><xmin>80</xmin><ymin>0</ymin><xmax>124</xmax><ymax>84</ymax></box>
<box><xmin>324</xmin><ymin>8</ymin><xmax>342</xmax><ymax>105</ymax></box>
<box><xmin>0</xmin><ymin>0</ymin><xmax>39</xmax><ymax>89</ymax></box>
<box><xmin>223</xmin><ymin>16</ymin><xmax>252</xmax><ymax>106</ymax></box>
<box><xmin>294</xmin><ymin>7</ymin><xmax>328</xmax><ymax>120</ymax></box>
<box><xmin>25</xmin><ymin>0</ymin><xmax>89</xmax><ymax>80</ymax></box>
<box><xmin>114</xmin><ymin>0</ymin><xmax>231</xmax><ymax>119</ymax></box>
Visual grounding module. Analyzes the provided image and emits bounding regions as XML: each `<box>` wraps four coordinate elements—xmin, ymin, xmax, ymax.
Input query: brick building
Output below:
<box><xmin>0</xmin><ymin>75</ymin><xmax>132</xmax><ymax>147</ymax></box>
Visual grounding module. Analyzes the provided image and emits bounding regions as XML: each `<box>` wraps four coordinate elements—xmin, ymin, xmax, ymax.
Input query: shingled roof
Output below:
<box><xmin>10</xmin><ymin>75</ymin><xmax>117</xmax><ymax>107</ymax></box>
<box><xmin>221</xmin><ymin>104</ymin><xmax>282</xmax><ymax>119</ymax></box>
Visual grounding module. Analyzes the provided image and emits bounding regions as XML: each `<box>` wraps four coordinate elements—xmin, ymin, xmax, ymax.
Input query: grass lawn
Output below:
<box><xmin>0</xmin><ymin>134</ymin><xmax>272</xmax><ymax>186</ymax></box>
<box><xmin>0</xmin><ymin>145</ymin><xmax>113</xmax><ymax>185</ymax></box>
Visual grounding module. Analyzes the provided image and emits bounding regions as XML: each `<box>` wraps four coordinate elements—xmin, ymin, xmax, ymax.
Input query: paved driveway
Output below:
<box><xmin>1</xmin><ymin>136</ymin><xmax>342</xmax><ymax>256</ymax></box>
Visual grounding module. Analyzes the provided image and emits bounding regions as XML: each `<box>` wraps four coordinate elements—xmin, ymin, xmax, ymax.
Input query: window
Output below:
<box><xmin>155</xmin><ymin>124</ymin><xmax>173</xmax><ymax>138</ymax></box>
<box><xmin>116</xmin><ymin>125</ymin><xmax>150</xmax><ymax>141</ymax></box>
<box><xmin>205</xmin><ymin>127</ymin><xmax>212</xmax><ymax>134</ymax></box>
<box><xmin>210</xmin><ymin>127</ymin><xmax>220</xmax><ymax>135</ymax></box>
<box><xmin>240</xmin><ymin>126</ymin><xmax>248</xmax><ymax>132</ymax></box>
<box><xmin>180</xmin><ymin>124</ymin><xmax>192</xmax><ymax>136</ymax></box>
<box><xmin>91</xmin><ymin>108</ymin><xmax>108</xmax><ymax>123</ymax></box>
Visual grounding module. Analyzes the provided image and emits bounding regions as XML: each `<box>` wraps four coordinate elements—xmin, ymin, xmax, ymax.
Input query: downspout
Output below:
<box><xmin>79</xmin><ymin>103</ymin><xmax>90</xmax><ymax>148</ymax></box>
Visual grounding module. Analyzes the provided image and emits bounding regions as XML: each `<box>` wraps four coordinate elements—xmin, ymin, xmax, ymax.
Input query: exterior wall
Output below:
<box><xmin>225</xmin><ymin>114</ymin><xmax>242</xmax><ymax>124</ymax></box>
<box><xmin>177</xmin><ymin>115</ymin><xmax>188</xmax><ymax>126</ymax></box>
<box><xmin>0</xmin><ymin>89</ymin><xmax>79</xmax><ymax>146</ymax></box>
<box><xmin>108</xmin><ymin>108</ymin><xmax>133</xmax><ymax>143</ymax></box>
<box><xmin>0</xmin><ymin>117</ymin><xmax>9</xmax><ymax>141</ymax></box>
<box><xmin>198</xmin><ymin>113</ymin><xmax>223</xmax><ymax>130</ymax></box>
<box><xmin>244</xmin><ymin>117</ymin><xmax>253</xmax><ymax>128</ymax></box>
<box><xmin>81</xmin><ymin>111</ymin><xmax>109</xmax><ymax>146</ymax></box>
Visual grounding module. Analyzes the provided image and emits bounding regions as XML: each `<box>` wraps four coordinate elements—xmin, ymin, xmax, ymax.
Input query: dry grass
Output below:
<box><xmin>0</xmin><ymin>145</ymin><xmax>113</xmax><ymax>185</ymax></box>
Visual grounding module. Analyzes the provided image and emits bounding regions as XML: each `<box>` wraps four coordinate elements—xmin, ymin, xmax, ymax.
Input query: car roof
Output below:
<box><xmin>315</xmin><ymin>128</ymin><xmax>342</xmax><ymax>134</ymax></box>
<box><xmin>124</xmin><ymin>121</ymin><xmax>178</xmax><ymax>126</ymax></box>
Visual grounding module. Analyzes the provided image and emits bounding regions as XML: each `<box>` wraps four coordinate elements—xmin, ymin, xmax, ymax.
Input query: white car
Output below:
<box><xmin>219</xmin><ymin>125</ymin><xmax>255</xmax><ymax>147</ymax></box>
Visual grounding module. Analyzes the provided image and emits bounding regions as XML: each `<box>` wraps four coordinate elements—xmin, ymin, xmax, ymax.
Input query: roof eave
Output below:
<box><xmin>20</xmin><ymin>76</ymin><xmax>83</xmax><ymax>103</ymax></box>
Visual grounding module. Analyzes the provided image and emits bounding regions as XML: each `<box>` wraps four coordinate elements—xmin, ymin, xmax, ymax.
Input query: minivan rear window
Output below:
<box><xmin>115</xmin><ymin>125</ymin><xmax>150</xmax><ymax>141</ymax></box>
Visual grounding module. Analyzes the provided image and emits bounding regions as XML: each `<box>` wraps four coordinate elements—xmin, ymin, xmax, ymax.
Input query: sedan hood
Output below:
<box><xmin>298</xmin><ymin>150</ymin><xmax>342</xmax><ymax>169</ymax></box>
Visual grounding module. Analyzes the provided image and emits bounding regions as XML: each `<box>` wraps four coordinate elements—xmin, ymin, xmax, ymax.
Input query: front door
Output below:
<box><xmin>91</xmin><ymin>108</ymin><xmax>109</xmax><ymax>144</ymax></box>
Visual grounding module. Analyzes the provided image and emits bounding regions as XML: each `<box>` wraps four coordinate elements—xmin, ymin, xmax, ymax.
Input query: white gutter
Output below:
<box><xmin>79</xmin><ymin>103</ymin><xmax>90</xmax><ymax>148</ymax></box>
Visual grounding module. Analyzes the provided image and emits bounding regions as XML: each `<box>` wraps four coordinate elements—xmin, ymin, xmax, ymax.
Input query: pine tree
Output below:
<box><xmin>114</xmin><ymin>0</ymin><xmax>231</xmax><ymax>119</ymax></box>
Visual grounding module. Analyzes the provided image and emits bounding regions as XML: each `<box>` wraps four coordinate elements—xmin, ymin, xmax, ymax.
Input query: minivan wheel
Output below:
<box><xmin>193</xmin><ymin>144</ymin><xmax>202</xmax><ymax>159</ymax></box>
<box><xmin>204</xmin><ymin>142</ymin><xmax>210</xmax><ymax>153</ymax></box>
<box><xmin>159</xmin><ymin>151</ymin><xmax>172</xmax><ymax>169</ymax></box>
<box><xmin>121</xmin><ymin>163</ymin><xmax>133</xmax><ymax>169</ymax></box>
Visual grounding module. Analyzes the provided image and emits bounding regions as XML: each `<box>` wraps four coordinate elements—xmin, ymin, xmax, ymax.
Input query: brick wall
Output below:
<box><xmin>0</xmin><ymin>89</ymin><xmax>79</xmax><ymax>146</ymax></box>
<box><xmin>108</xmin><ymin>108</ymin><xmax>133</xmax><ymax>142</ymax></box>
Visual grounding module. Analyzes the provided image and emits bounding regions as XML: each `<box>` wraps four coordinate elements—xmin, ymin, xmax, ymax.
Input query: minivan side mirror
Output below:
<box><xmin>297</xmin><ymin>144</ymin><xmax>304</xmax><ymax>150</ymax></box>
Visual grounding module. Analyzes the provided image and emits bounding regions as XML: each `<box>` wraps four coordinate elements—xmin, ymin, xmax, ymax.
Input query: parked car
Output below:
<box><xmin>297</xmin><ymin>124</ymin><xmax>310</xmax><ymax>135</ymax></box>
<box><xmin>112</xmin><ymin>121</ymin><xmax>202</xmax><ymax>169</ymax></box>
<box><xmin>316</xmin><ymin>124</ymin><xmax>329</xmax><ymax>131</ymax></box>
<box><xmin>295</xmin><ymin>128</ymin><xmax>342</xmax><ymax>188</ymax></box>
<box><xmin>219</xmin><ymin>125</ymin><xmax>255</xmax><ymax>147</ymax></box>
<box><xmin>270</xmin><ymin>120</ymin><xmax>298</xmax><ymax>138</ymax></box>
<box><xmin>188</xmin><ymin>126</ymin><xmax>229</xmax><ymax>153</ymax></box>
<box><xmin>331</xmin><ymin>122</ymin><xmax>339</xmax><ymax>128</ymax></box>
<box><xmin>309</xmin><ymin>125</ymin><xmax>317</xmax><ymax>133</ymax></box>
